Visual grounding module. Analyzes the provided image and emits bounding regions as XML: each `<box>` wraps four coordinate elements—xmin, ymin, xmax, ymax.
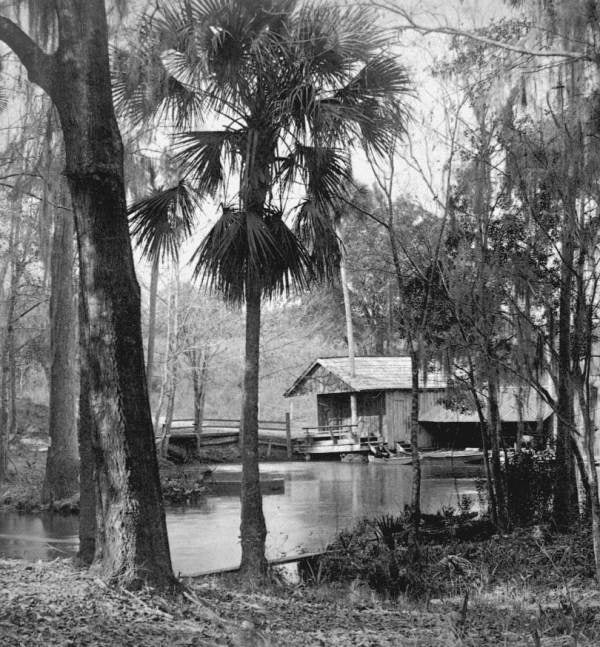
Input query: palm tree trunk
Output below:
<box><xmin>239</xmin><ymin>281</ymin><xmax>267</xmax><ymax>577</ymax></box>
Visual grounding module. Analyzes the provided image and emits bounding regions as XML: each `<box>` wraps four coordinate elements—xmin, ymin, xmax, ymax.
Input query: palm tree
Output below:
<box><xmin>116</xmin><ymin>0</ymin><xmax>411</xmax><ymax>578</ymax></box>
<box><xmin>129</xmin><ymin>179</ymin><xmax>198</xmax><ymax>437</ymax></box>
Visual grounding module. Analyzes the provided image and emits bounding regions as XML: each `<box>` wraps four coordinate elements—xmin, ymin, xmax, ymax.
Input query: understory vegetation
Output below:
<box><xmin>1</xmin><ymin>525</ymin><xmax>600</xmax><ymax>646</ymax></box>
<box><xmin>2</xmin><ymin>444</ymin><xmax>599</xmax><ymax>644</ymax></box>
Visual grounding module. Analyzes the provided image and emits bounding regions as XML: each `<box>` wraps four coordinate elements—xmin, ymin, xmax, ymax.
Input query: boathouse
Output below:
<box><xmin>419</xmin><ymin>388</ymin><xmax>553</xmax><ymax>449</ymax></box>
<box><xmin>284</xmin><ymin>356</ymin><xmax>446</xmax><ymax>448</ymax></box>
<box><xmin>284</xmin><ymin>356</ymin><xmax>553</xmax><ymax>451</ymax></box>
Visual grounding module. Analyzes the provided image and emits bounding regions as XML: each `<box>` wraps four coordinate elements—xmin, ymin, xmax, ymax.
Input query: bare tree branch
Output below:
<box><xmin>0</xmin><ymin>15</ymin><xmax>56</xmax><ymax>93</ymax></box>
<box><xmin>373</xmin><ymin>3</ymin><xmax>591</xmax><ymax>62</ymax></box>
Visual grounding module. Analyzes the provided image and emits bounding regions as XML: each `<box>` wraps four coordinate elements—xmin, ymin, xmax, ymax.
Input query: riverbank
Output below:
<box><xmin>1</xmin><ymin>539</ymin><xmax>599</xmax><ymax>647</ymax></box>
<box><xmin>0</xmin><ymin>443</ymin><xmax>295</xmax><ymax>512</ymax></box>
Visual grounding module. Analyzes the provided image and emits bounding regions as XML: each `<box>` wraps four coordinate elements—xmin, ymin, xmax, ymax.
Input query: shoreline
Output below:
<box><xmin>1</xmin><ymin>531</ymin><xmax>600</xmax><ymax>647</ymax></box>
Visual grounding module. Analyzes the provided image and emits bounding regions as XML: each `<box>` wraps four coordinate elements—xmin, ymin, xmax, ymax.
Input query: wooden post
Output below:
<box><xmin>285</xmin><ymin>412</ymin><xmax>292</xmax><ymax>459</ymax></box>
<box><xmin>350</xmin><ymin>393</ymin><xmax>358</xmax><ymax>440</ymax></box>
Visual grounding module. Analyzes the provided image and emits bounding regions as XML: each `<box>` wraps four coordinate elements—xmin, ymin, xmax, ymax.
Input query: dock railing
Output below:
<box><xmin>301</xmin><ymin>423</ymin><xmax>359</xmax><ymax>444</ymax></box>
<box><xmin>158</xmin><ymin>414</ymin><xmax>293</xmax><ymax>458</ymax></box>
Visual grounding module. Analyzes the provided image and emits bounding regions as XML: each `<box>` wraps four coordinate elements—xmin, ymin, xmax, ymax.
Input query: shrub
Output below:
<box><xmin>504</xmin><ymin>449</ymin><xmax>555</xmax><ymax>526</ymax></box>
<box><xmin>302</xmin><ymin>510</ymin><xmax>494</xmax><ymax>599</ymax></box>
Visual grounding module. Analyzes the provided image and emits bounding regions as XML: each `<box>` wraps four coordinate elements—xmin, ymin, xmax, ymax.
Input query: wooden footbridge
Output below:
<box><xmin>157</xmin><ymin>415</ymin><xmax>294</xmax><ymax>459</ymax></box>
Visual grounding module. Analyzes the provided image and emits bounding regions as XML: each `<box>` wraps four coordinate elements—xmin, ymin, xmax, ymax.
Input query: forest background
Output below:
<box><xmin>0</xmin><ymin>0</ymin><xmax>512</xmax><ymax>436</ymax></box>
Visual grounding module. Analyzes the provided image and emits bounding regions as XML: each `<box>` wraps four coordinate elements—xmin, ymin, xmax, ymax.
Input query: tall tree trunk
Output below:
<box><xmin>577</xmin><ymin>379</ymin><xmax>600</xmax><ymax>581</ymax></box>
<box><xmin>487</xmin><ymin>361</ymin><xmax>509</xmax><ymax>530</ymax></box>
<box><xmin>191</xmin><ymin>349</ymin><xmax>209</xmax><ymax>435</ymax></box>
<box><xmin>78</xmin><ymin>284</ymin><xmax>96</xmax><ymax>564</ymax></box>
<box><xmin>146</xmin><ymin>255</ymin><xmax>159</xmax><ymax>394</ymax></box>
<box><xmin>163</xmin><ymin>265</ymin><xmax>179</xmax><ymax>440</ymax></box>
<box><xmin>553</xmin><ymin>209</ymin><xmax>577</xmax><ymax>530</ymax></box>
<box><xmin>0</xmin><ymin>2</ymin><xmax>175</xmax><ymax>587</ymax></box>
<box><xmin>337</xmin><ymin>225</ymin><xmax>356</xmax><ymax>377</ymax></box>
<box><xmin>0</xmin><ymin>210</ymin><xmax>20</xmax><ymax>480</ymax></box>
<box><xmin>239</xmin><ymin>281</ymin><xmax>267</xmax><ymax>577</ymax></box>
<box><xmin>42</xmin><ymin>207</ymin><xmax>79</xmax><ymax>503</ymax></box>
<box><xmin>409</xmin><ymin>344</ymin><xmax>421</xmax><ymax>530</ymax></box>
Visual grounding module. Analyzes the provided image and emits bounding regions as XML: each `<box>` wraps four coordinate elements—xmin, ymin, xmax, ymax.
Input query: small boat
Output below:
<box><xmin>368</xmin><ymin>448</ymin><xmax>484</xmax><ymax>472</ymax></box>
<box><xmin>368</xmin><ymin>441</ymin><xmax>412</xmax><ymax>464</ymax></box>
<box><xmin>421</xmin><ymin>449</ymin><xmax>483</xmax><ymax>464</ymax></box>
<box><xmin>368</xmin><ymin>453</ymin><xmax>412</xmax><ymax>465</ymax></box>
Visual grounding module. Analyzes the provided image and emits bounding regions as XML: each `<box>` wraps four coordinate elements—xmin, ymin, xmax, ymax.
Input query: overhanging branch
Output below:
<box><xmin>0</xmin><ymin>15</ymin><xmax>56</xmax><ymax>94</ymax></box>
<box><xmin>373</xmin><ymin>4</ymin><xmax>591</xmax><ymax>63</ymax></box>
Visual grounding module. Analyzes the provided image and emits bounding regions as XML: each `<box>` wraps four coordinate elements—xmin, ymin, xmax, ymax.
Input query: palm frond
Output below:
<box><xmin>317</xmin><ymin>55</ymin><xmax>412</xmax><ymax>155</ymax></box>
<box><xmin>175</xmin><ymin>0</ymin><xmax>296</xmax><ymax>107</ymax></box>
<box><xmin>192</xmin><ymin>205</ymin><xmax>312</xmax><ymax>303</ymax></box>
<box><xmin>293</xmin><ymin>199</ymin><xmax>341</xmax><ymax>283</ymax></box>
<box><xmin>112</xmin><ymin>36</ymin><xmax>205</xmax><ymax>131</ymax></box>
<box><xmin>261</xmin><ymin>207</ymin><xmax>313</xmax><ymax>297</ymax></box>
<box><xmin>172</xmin><ymin>129</ymin><xmax>245</xmax><ymax>194</ymax></box>
<box><xmin>129</xmin><ymin>180</ymin><xmax>199</xmax><ymax>263</ymax></box>
<box><xmin>289</xmin><ymin>2</ymin><xmax>390</xmax><ymax>75</ymax></box>
<box><xmin>279</xmin><ymin>144</ymin><xmax>352</xmax><ymax>210</ymax></box>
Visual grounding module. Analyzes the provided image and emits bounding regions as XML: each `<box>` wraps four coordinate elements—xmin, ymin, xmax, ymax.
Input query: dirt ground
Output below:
<box><xmin>1</xmin><ymin>557</ymin><xmax>600</xmax><ymax>646</ymax></box>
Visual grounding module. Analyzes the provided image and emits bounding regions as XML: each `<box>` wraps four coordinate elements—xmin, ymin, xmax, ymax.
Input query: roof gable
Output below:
<box><xmin>284</xmin><ymin>356</ymin><xmax>446</xmax><ymax>397</ymax></box>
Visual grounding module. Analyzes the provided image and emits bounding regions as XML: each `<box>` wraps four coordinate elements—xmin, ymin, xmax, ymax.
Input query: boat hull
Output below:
<box><xmin>368</xmin><ymin>450</ymin><xmax>484</xmax><ymax>477</ymax></box>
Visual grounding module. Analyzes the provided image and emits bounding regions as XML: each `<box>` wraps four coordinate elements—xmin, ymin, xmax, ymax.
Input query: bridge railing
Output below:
<box><xmin>158</xmin><ymin>414</ymin><xmax>292</xmax><ymax>458</ymax></box>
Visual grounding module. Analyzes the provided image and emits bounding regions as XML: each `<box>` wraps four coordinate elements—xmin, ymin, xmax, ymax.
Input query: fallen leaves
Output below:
<box><xmin>1</xmin><ymin>556</ymin><xmax>600</xmax><ymax>645</ymax></box>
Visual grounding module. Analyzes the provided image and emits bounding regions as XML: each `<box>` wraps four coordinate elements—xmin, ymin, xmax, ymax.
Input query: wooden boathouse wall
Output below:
<box><xmin>314</xmin><ymin>388</ymin><xmax>446</xmax><ymax>448</ymax></box>
<box><xmin>384</xmin><ymin>389</ymin><xmax>445</xmax><ymax>448</ymax></box>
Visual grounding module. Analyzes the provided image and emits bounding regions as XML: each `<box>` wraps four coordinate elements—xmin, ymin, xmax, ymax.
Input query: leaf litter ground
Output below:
<box><xmin>1</xmin><ymin>555</ymin><xmax>600</xmax><ymax>646</ymax></box>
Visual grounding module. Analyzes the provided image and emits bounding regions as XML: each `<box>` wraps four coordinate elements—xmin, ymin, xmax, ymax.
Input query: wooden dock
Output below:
<box><xmin>157</xmin><ymin>416</ymin><xmax>294</xmax><ymax>459</ymax></box>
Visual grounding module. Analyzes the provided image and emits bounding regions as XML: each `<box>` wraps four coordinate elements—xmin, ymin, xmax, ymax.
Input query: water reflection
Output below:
<box><xmin>0</xmin><ymin>512</ymin><xmax>78</xmax><ymax>561</ymax></box>
<box><xmin>0</xmin><ymin>462</ymin><xmax>480</xmax><ymax>575</ymax></box>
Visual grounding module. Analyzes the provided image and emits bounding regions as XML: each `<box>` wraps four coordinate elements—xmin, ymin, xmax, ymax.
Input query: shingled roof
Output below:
<box><xmin>284</xmin><ymin>356</ymin><xmax>446</xmax><ymax>397</ymax></box>
<box><xmin>419</xmin><ymin>388</ymin><xmax>553</xmax><ymax>423</ymax></box>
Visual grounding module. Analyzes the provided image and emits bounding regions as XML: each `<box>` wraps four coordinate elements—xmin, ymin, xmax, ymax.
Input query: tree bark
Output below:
<box><xmin>487</xmin><ymin>360</ymin><xmax>509</xmax><ymax>530</ymax></box>
<box><xmin>163</xmin><ymin>265</ymin><xmax>179</xmax><ymax>441</ymax></box>
<box><xmin>0</xmin><ymin>2</ymin><xmax>175</xmax><ymax>588</ymax></box>
<box><xmin>0</xmin><ymin>209</ymin><xmax>21</xmax><ymax>480</ymax></box>
<box><xmin>239</xmin><ymin>281</ymin><xmax>267</xmax><ymax>577</ymax></box>
<box><xmin>42</xmin><ymin>207</ymin><xmax>79</xmax><ymax>503</ymax></box>
<box><xmin>77</xmin><ymin>266</ymin><xmax>96</xmax><ymax>565</ymax></box>
<box><xmin>0</xmin><ymin>208</ymin><xmax>21</xmax><ymax>481</ymax></box>
<box><xmin>146</xmin><ymin>255</ymin><xmax>159</xmax><ymax>394</ymax></box>
<box><xmin>337</xmin><ymin>224</ymin><xmax>356</xmax><ymax>377</ymax></box>
<box><xmin>191</xmin><ymin>349</ymin><xmax>209</xmax><ymax>436</ymax></box>
<box><xmin>409</xmin><ymin>344</ymin><xmax>421</xmax><ymax>531</ymax></box>
<box><xmin>577</xmin><ymin>379</ymin><xmax>600</xmax><ymax>581</ymax></box>
<box><xmin>553</xmin><ymin>205</ymin><xmax>577</xmax><ymax>530</ymax></box>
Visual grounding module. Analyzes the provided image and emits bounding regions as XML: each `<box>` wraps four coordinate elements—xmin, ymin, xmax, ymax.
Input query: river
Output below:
<box><xmin>0</xmin><ymin>461</ymin><xmax>481</xmax><ymax>575</ymax></box>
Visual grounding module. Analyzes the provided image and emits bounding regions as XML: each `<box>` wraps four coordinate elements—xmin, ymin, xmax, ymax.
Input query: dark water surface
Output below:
<box><xmin>0</xmin><ymin>461</ymin><xmax>480</xmax><ymax>575</ymax></box>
